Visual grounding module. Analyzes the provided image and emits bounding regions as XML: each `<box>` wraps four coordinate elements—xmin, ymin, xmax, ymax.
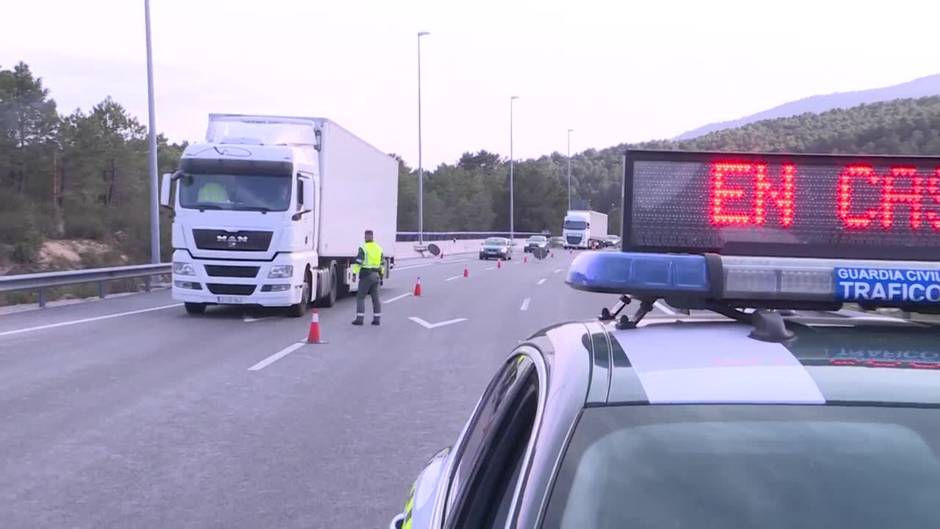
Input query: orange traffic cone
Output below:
<box><xmin>524</xmin><ymin>255</ymin><xmax>528</xmax><ymax>263</ymax></box>
<box><xmin>497</xmin><ymin>259</ymin><xmax>502</xmax><ymax>269</ymax></box>
<box><xmin>463</xmin><ymin>265</ymin><xmax>469</xmax><ymax>278</ymax></box>
<box><xmin>307</xmin><ymin>310</ymin><xmax>323</xmax><ymax>343</ymax></box>
<box><xmin>413</xmin><ymin>277</ymin><xmax>422</xmax><ymax>297</ymax></box>
<box><xmin>440</xmin><ymin>251</ymin><xmax>444</xmax><ymax>259</ymax></box>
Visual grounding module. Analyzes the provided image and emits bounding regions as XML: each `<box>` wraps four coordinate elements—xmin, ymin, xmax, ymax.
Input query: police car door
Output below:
<box><xmin>444</xmin><ymin>349</ymin><xmax>544</xmax><ymax>529</ymax></box>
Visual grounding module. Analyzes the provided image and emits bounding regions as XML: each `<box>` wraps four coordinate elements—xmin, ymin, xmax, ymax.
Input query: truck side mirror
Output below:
<box><xmin>160</xmin><ymin>173</ymin><xmax>172</xmax><ymax>208</ymax></box>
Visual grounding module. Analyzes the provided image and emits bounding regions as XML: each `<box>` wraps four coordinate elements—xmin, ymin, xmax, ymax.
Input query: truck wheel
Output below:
<box><xmin>316</xmin><ymin>265</ymin><xmax>338</xmax><ymax>308</ymax></box>
<box><xmin>184</xmin><ymin>302</ymin><xmax>206</xmax><ymax>315</ymax></box>
<box><xmin>288</xmin><ymin>273</ymin><xmax>311</xmax><ymax>317</ymax></box>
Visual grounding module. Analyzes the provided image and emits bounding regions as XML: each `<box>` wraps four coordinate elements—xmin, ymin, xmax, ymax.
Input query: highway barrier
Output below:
<box><xmin>0</xmin><ymin>263</ymin><xmax>171</xmax><ymax>308</ymax></box>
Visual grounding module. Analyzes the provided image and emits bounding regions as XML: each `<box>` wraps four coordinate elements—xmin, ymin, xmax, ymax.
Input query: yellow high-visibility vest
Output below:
<box><xmin>352</xmin><ymin>241</ymin><xmax>383</xmax><ymax>274</ymax></box>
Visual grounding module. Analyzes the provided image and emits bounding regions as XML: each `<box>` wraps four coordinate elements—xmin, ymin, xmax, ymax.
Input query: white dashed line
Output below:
<box><xmin>553</xmin><ymin>268</ymin><xmax>563</xmax><ymax>274</ymax></box>
<box><xmin>383</xmin><ymin>293</ymin><xmax>412</xmax><ymax>304</ymax></box>
<box><xmin>0</xmin><ymin>303</ymin><xmax>183</xmax><ymax>338</ymax></box>
<box><xmin>520</xmin><ymin>298</ymin><xmax>531</xmax><ymax>311</ymax></box>
<box><xmin>537</xmin><ymin>278</ymin><xmax>547</xmax><ymax>285</ymax></box>
<box><xmin>445</xmin><ymin>275</ymin><xmax>461</xmax><ymax>281</ymax></box>
<box><xmin>485</xmin><ymin>266</ymin><xmax>496</xmax><ymax>271</ymax></box>
<box><xmin>653</xmin><ymin>301</ymin><xmax>679</xmax><ymax>316</ymax></box>
<box><xmin>248</xmin><ymin>342</ymin><xmax>306</xmax><ymax>371</ymax></box>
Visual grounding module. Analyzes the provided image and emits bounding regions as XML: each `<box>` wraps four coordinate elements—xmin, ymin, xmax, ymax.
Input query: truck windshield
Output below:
<box><xmin>542</xmin><ymin>405</ymin><xmax>940</xmax><ymax>529</ymax></box>
<box><xmin>178</xmin><ymin>173</ymin><xmax>291</xmax><ymax>212</ymax></box>
<box><xmin>564</xmin><ymin>220</ymin><xmax>587</xmax><ymax>230</ymax></box>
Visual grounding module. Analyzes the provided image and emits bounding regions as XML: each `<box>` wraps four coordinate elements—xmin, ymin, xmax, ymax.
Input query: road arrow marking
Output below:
<box><xmin>409</xmin><ymin>317</ymin><xmax>467</xmax><ymax>329</ymax></box>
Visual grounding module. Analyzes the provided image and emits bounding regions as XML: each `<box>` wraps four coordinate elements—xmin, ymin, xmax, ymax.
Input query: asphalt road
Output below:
<box><xmin>0</xmin><ymin>249</ymin><xmax>669</xmax><ymax>529</ymax></box>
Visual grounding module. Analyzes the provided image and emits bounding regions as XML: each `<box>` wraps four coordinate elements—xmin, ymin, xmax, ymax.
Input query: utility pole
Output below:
<box><xmin>145</xmin><ymin>0</ymin><xmax>160</xmax><ymax>263</ymax></box>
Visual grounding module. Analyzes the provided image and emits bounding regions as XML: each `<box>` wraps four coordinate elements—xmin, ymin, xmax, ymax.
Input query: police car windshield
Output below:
<box><xmin>543</xmin><ymin>405</ymin><xmax>940</xmax><ymax>529</ymax></box>
<box><xmin>484</xmin><ymin>238</ymin><xmax>508</xmax><ymax>245</ymax></box>
<box><xmin>179</xmin><ymin>173</ymin><xmax>291</xmax><ymax>212</ymax></box>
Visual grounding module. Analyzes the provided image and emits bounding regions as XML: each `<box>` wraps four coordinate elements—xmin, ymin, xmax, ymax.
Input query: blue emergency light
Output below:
<box><xmin>567</xmin><ymin>252</ymin><xmax>940</xmax><ymax>308</ymax></box>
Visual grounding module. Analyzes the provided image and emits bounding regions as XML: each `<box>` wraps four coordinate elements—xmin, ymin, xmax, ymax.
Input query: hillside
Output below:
<box><xmin>676</xmin><ymin>74</ymin><xmax>940</xmax><ymax>140</ymax></box>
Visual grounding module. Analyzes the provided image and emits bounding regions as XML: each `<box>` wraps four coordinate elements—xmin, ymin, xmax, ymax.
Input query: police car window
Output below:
<box><xmin>542</xmin><ymin>405</ymin><xmax>940</xmax><ymax>529</ymax></box>
<box><xmin>445</xmin><ymin>353</ymin><xmax>538</xmax><ymax>528</ymax></box>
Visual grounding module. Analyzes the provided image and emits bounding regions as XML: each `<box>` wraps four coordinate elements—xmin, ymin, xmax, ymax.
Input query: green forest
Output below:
<box><xmin>4</xmin><ymin>60</ymin><xmax>940</xmax><ymax>272</ymax></box>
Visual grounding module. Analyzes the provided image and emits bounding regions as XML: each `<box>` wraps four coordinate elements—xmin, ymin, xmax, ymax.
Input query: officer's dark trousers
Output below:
<box><xmin>356</xmin><ymin>270</ymin><xmax>382</xmax><ymax>319</ymax></box>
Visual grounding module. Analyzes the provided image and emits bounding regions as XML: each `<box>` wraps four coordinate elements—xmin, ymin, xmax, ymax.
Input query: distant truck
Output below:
<box><xmin>161</xmin><ymin>114</ymin><xmax>398</xmax><ymax>316</ymax></box>
<box><xmin>562</xmin><ymin>210</ymin><xmax>608</xmax><ymax>249</ymax></box>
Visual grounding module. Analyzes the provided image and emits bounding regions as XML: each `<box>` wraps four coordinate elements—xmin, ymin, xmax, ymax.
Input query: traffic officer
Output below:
<box><xmin>351</xmin><ymin>229</ymin><xmax>384</xmax><ymax>326</ymax></box>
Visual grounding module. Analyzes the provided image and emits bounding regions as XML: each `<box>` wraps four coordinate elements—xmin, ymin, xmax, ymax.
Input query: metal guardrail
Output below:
<box><xmin>0</xmin><ymin>263</ymin><xmax>171</xmax><ymax>308</ymax></box>
<box><xmin>396</xmin><ymin>231</ymin><xmax>544</xmax><ymax>242</ymax></box>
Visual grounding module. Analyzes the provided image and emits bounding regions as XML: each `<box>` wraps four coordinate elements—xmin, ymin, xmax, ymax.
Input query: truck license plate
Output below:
<box><xmin>217</xmin><ymin>296</ymin><xmax>244</xmax><ymax>304</ymax></box>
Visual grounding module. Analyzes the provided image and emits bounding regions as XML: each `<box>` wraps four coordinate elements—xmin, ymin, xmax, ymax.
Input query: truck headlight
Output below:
<box><xmin>173</xmin><ymin>262</ymin><xmax>195</xmax><ymax>276</ymax></box>
<box><xmin>268</xmin><ymin>265</ymin><xmax>294</xmax><ymax>279</ymax></box>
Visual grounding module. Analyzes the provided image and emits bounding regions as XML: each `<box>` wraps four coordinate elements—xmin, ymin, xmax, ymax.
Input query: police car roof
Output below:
<box><xmin>535</xmin><ymin>312</ymin><xmax>940</xmax><ymax>409</ymax></box>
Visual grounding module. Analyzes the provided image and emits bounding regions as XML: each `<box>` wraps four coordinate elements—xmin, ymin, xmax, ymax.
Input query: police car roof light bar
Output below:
<box><xmin>567</xmin><ymin>252</ymin><xmax>940</xmax><ymax>314</ymax></box>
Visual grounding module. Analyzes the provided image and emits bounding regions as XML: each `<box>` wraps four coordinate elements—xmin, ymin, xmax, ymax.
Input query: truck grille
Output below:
<box><xmin>566</xmin><ymin>236</ymin><xmax>582</xmax><ymax>245</ymax></box>
<box><xmin>204</xmin><ymin>265</ymin><xmax>259</xmax><ymax>278</ymax></box>
<box><xmin>193</xmin><ymin>230</ymin><xmax>273</xmax><ymax>251</ymax></box>
<box><xmin>206</xmin><ymin>284</ymin><xmax>256</xmax><ymax>295</ymax></box>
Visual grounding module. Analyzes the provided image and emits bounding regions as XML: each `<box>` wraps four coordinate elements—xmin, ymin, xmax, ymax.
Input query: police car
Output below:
<box><xmin>390</xmin><ymin>150</ymin><xmax>940</xmax><ymax>529</ymax></box>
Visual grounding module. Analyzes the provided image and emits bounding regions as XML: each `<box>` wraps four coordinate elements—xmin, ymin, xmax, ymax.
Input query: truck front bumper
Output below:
<box><xmin>171</xmin><ymin>251</ymin><xmax>308</xmax><ymax>307</ymax></box>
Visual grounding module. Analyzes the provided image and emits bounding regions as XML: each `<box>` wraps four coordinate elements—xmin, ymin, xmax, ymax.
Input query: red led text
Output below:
<box><xmin>837</xmin><ymin>164</ymin><xmax>940</xmax><ymax>230</ymax></box>
<box><xmin>709</xmin><ymin>162</ymin><xmax>795</xmax><ymax>227</ymax></box>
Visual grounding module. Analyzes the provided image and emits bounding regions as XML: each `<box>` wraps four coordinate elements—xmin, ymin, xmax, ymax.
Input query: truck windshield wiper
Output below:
<box><xmin>193</xmin><ymin>203</ymin><xmax>223</xmax><ymax>211</ymax></box>
<box><xmin>231</xmin><ymin>205</ymin><xmax>271</xmax><ymax>213</ymax></box>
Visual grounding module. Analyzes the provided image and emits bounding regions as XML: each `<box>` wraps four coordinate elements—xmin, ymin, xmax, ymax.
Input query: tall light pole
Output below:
<box><xmin>416</xmin><ymin>31</ymin><xmax>430</xmax><ymax>245</ymax></box>
<box><xmin>567</xmin><ymin>128</ymin><xmax>574</xmax><ymax>210</ymax></box>
<box><xmin>509</xmin><ymin>95</ymin><xmax>519</xmax><ymax>243</ymax></box>
<box><xmin>144</xmin><ymin>0</ymin><xmax>160</xmax><ymax>264</ymax></box>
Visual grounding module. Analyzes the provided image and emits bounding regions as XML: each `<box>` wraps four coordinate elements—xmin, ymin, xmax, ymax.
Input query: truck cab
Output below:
<box><xmin>165</xmin><ymin>143</ymin><xmax>319</xmax><ymax>315</ymax></box>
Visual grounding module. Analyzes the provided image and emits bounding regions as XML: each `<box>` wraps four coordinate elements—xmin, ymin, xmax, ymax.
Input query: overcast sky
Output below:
<box><xmin>2</xmin><ymin>0</ymin><xmax>937</xmax><ymax>167</ymax></box>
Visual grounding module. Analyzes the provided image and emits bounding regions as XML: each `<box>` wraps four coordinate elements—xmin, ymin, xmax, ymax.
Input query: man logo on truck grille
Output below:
<box><xmin>217</xmin><ymin>234</ymin><xmax>249</xmax><ymax>248</ymax></box>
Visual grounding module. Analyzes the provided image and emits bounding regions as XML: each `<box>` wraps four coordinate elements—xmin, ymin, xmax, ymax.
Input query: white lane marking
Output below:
<box><xmin>536</xmin><ymin>278</ymin><xmax>547</xmax><ymax>285</ymax></box>
<box><xmin>395</xmin><ymin>259</ymin><xmax>471</xmax><ymax>271</ymax></box>
<box><xmin>409</xmin><ymin>317</ymin><xmax>468</xmax><ymax>329</ymax></box>
<box><xmin>248</xmin><ymin>341</ymin><xmax>306</xmax><ymax>371</ymax></box>
<box><xmin>0</xmin><ymin>303</ymin><xmax>183</xmax><ymax>338</ymax></box>
<box><xmin>520</xmin><ymin>298</ymin><xmax>531</xmax><ymax>311</ymax></box>
<box><xmin>612</xmin><ymin>325</ymin><xmax>825</xmax><ymax>404</ymax></box>
<box><xmin>383</xmin><ymin>293</ymin><xmax>412</xmax><ymax>304</ymax></box>
<box><xmin>485</xmin><ymin>266</ymin><xmax>496</xmax><ymax>271</ymax></box>
<box><xmin>243</xmin><ymin>315</ymin><xmax>274</xmax><ymax>323</ymax></box>
<box><xmin>553</xmin><ymin>268</ymin><xmax>564</xmax><ymax>273</ymax></box>
<box><xmin>653</xmin><ymin>301</ymin><xmax>679</xmax><ymax>316</ymax></box>
<box><xmin>445</xmin><ymin>275</ymin><xmax>461</xmax><ymax>281</ymax></box>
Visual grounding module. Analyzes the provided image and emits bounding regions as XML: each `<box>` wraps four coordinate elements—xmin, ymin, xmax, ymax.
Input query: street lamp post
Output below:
<box><xmin>567</xmin><ymin>128</ymin><xmax>574</xmax><ymax>210</ymax></box>
<box><xmin>509</xmin><ymin>95</ymin><xmax>519</xmax><ymax>243</ymax></box>
<box><xmin>144</xmin><ymin>0</ymin><xmax>160</xmax><ymax>264</ymax></box>
<box><xmin>417</xmin><ymin>31</ymin><xmax>430</xmax><ymax>246</ymax></box>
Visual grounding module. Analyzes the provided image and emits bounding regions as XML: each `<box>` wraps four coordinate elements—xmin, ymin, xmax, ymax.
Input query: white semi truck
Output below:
<box><xmin>161</xmin><ymin>114</ymin><xmax>398</xmax><ymax>316</ymax></box>
<box><xmin>562</xmin><ymin>209</ymin><xmax>608</xmax><ymax>249</ymax></box>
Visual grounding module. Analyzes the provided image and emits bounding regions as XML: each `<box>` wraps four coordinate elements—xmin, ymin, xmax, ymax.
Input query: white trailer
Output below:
<box><xmin>161</xmin><ymin>114</ymin><xmax>398</xmax><ymax>316</ymax></box>
<box><xmin>562</xmin><ymin>210</ymin><xmax>608</xmax><ymax>249</ymax></box>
